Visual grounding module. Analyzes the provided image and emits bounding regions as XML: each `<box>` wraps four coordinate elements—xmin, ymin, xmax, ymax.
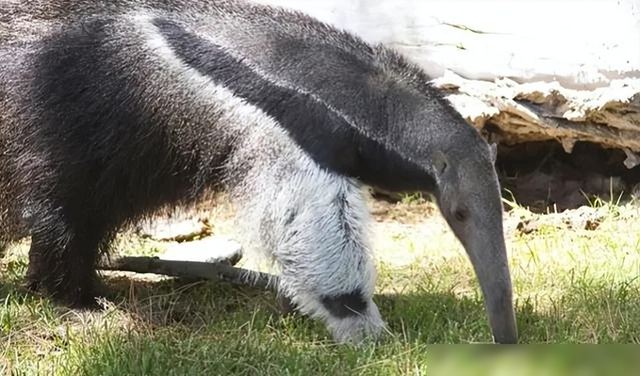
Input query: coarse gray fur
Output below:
<box><xmin>0</xmin><ymin>0</ymin><xmax>517</xmax><ymax>343</ymax></box>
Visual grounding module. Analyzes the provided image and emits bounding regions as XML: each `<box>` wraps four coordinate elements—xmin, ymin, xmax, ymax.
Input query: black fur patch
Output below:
<box><xmin>23</xmin><ymin>17</ymin><xmax>230</xmax><ymax>302</ymax></box>
<box><xmin>153</xmin><ymin>18</ymin><xmax>437</xmax><ymax>193</ymax></box>
<box><xmin>321</xmin><ymin>291</ymin><xmax>368</xmax><ymax>318</ymax></box>
<box><xmin>32</xmin><ymin>19</ymin><xmax>217</xmax><ymax>223</ymax></box>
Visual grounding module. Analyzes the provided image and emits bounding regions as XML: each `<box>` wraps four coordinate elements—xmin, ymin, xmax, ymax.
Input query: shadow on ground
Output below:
<box><xmin>3</xmin><ymin>262</ymin><xmax>640</xmax><ymax>375</ymax></box>
<box><xmin>68</xmin><ymin>269</ymin><xmax>640</xmax><ymax>345</ymax></box>
<box><xmin>3</xmin><ymin>266</ymin><xmax>640</xmax><ymax>345</ymax></box>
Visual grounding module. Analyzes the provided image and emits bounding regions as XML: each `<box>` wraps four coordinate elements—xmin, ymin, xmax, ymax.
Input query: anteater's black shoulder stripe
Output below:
<box><xmin>153</xmin><ymin>18</ymin><xmax>437</xmax><ymax>192</ymax></box>
<box><xmin>152</xmin><ymin>17</ymin><xmax>362</xmax><ymax>176</ymax></box>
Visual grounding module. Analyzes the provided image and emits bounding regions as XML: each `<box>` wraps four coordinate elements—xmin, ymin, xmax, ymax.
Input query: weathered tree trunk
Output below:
<box><xmin>254</xmin><ymin>0</ymin><xmax>640</xmax><ymax>162</ymax></box>
<box><xmin>435</xmin><ymin>74</ymin><xmax>640</xmax><ymax>162</ymax></box>
<box><xmin>250</xmin><ymin>0</ymin><xmax>640</xmax><ymax>208</ymax></box>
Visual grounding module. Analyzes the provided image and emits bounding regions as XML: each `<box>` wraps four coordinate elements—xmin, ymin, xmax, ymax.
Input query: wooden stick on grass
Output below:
<box><xmin>101</xmin><ymin>256</ymin><xmax>278</xmax><ymax>291</ymax></box>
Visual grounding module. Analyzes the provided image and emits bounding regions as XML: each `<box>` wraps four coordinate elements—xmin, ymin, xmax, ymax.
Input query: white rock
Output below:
<box><xmin>137</xmin><ymin>217</ymin><xmax>208</xmax><ymax>241</ymax></box>
<box><xmin>158</xmin><ymin>237</ymin><xmax>243</xmax><ymax>264</ymax></box>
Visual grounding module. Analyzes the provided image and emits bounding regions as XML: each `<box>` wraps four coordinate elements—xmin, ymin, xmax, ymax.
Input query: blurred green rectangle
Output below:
<box><xmin>427</xmin><ymin>345</ymin><xmax>640</xmax><ymax>376</ymax></box>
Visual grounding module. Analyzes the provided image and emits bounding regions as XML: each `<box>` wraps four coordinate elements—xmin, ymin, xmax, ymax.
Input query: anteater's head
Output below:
<box><xmin>430</xmin><ymin>136</ymin><xmax>517</xmax><ymax>344</ymax></box>
<box><xmin>364</xmin><ymin>64</ymin><xmax>518</xmax><ymax>343</ymax></box>
<box><xmin>415</xmin><ymin>101</ymin><xmax>517</xmax><ymax>344</ymax></box>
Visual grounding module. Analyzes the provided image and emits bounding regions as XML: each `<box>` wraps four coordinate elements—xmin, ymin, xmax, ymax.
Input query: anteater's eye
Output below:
<box><xmin>454</xmin><ymin>209</ymin><xmax>469</xmax><ymax>222</ymax></box>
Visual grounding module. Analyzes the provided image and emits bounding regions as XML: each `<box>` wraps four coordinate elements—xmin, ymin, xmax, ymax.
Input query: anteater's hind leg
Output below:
<box><xmin>26</xmin><ymin>204</ymin><xmax>109</xmax><ymax>308</ymax></box>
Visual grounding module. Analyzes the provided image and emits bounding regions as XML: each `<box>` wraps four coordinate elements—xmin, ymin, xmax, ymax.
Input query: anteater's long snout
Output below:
<box><xmin>466</xmin><ymin>236</ymin><xmax>518</xmax><ymax>344</ymax></box>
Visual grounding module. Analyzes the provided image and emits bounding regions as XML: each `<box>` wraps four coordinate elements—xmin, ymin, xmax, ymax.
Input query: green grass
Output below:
<box><xmin>2</xmin><ymin>199</ymin><xmax>640</xmax><ymax>375</ymax></box>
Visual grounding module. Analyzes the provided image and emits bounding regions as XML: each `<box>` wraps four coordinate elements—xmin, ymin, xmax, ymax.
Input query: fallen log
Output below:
<box><xmin>434</xmin><ymin>73</ymin><xmax>640</xmax><ymax>158</ymax></box>
<box><xmin>254</xmin><ymin>0</ymin><xmax>640</xmax><ymax>168</ymax></box>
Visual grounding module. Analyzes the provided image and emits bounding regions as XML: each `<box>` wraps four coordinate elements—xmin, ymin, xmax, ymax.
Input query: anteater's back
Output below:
<box><xmin>0</xmin><ymin>0</ymin><xmax>387</xmax><ymax>242</ymax></box>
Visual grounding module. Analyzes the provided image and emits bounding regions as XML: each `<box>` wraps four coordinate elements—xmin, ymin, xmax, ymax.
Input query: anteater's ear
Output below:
<box><xmin>432</xmin><ymin>151</ymin><xmax>449</xmax><ymax>176</ymax></box>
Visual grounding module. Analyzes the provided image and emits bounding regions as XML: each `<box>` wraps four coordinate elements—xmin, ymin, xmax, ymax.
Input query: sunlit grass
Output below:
<box><xmin>2</xmin><ymin>197</ymin><xmax>640</xmax><ymax>375</ymax></box>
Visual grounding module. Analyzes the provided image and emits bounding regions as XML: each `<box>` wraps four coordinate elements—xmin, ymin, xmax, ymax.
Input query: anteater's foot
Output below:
<box><xmin>25</xmin><ymin>270</ymin><xmax>106</xmax><ymax>309</ymax></box>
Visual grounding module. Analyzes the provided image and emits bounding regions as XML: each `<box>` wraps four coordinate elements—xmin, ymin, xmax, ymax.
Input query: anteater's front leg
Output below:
<box><xmin>26</xmin><ymin>199</ymin><xmax>108</xmax><ymax>308</ymax></box>
<box><xmin>234</xmin><ymin>156</ymin><xmax>385</xmax><ymax>343</ymax></box>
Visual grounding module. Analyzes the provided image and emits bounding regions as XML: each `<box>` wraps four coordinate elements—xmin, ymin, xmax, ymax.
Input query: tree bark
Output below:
<box><xmin>434</xmin><ymin>73</ymin><xmax>640</xmax><ymax>166</ymax></box>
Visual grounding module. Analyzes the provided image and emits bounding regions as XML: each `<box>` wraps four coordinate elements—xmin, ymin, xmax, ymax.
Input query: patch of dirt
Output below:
<box><xmin>509</xmin><ymin>206</ymin><xmax>608</xmax><ymax>235</ymax></box>
<box><xmin>367</xmin><ymin>195</ymin><xmax>438</xmax><ymax>224</ymax></box>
